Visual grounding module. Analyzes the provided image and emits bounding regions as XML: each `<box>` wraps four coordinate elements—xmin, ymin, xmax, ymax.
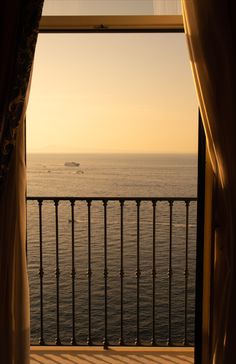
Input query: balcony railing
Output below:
<box><xmin>27</xmin><ymin>196</ymin><xmax>197</xmax><ymax>347</ymax></box>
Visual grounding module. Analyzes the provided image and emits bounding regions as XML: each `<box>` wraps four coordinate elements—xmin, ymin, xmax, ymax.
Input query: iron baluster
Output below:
<box><xmin>87</xmin><ymin>200</ymin><xmax>92</xmax><ymax>345</ymax></box>
<box><xmin>167</xmin><ymin>200</ymin><xmax>173</xmax><ymax>346</ymax></box>
<box><xmin>70</xmin><ymin>199</ymin><xmax>76</xmax><ymax>345</ymax></box>
<box><xmin>119</xmin><ymin>199</ymin><xmax>124</xmax><ymax>345</ymax></box>
<box><xmin>54</xmin><ymin>199</ymin><xmax>61</xmax><ymax>345</ymax></box>
<box><xmin>135</xmin><ymin>200</ymin><xmax>141</xmax><ymax>345</ymax></box>
<box><xmin>103</xmin><ymin>199</ymin><xmax>108</xmax><ymax>349</ymax></box>
<box><xmin>151</xmin><ymin>200</ymin><xmax>157</xmax><ymax>346</ymax></box>
<box><xmin>38</xmin><ymin>199</ymin><xmax>45</xmax><ymax>345</ymax></box>
<box><xmin>184</xmin><ymin>200</ymin><xmax>190</xmax><ymax>345</ymax></box>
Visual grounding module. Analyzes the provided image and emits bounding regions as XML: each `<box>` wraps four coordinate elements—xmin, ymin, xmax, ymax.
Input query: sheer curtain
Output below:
<box><xmin>153</xmin><ymin>0</ymin><xmax>182</xmax><ymax>14</ymax></box>
<box><xmin>42</xmin><ymin>0</ymin><xmax>182</xmax><ymax>16</ymax></box>
<box><xmin>0</xmin><ymin>1</ymin><xmax>43</xmax><ymax>363</ymax></box>
<box><xmin>182</xmin><ymin>1</ymin><xmax>236</xmax><ymax>363</ymax></box>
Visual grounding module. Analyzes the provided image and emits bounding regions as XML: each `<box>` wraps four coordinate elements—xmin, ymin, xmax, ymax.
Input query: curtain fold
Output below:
<box><xmin>0</xmin><ymin>1</ymin><xmax>43</xmax><ymax>363</ymax></box>
<box><xmin>182</xmin><ymin>1</ymin><xmax>236</xmax><ymax>363</ymax></box>
<box><xmin>0</xmin><ymin>114</ymin><xmax>29</xmax><ymax>364</ymax></box>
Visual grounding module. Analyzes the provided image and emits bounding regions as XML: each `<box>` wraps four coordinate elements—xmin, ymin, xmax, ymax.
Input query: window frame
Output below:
<box><xmin>36</xmin><ymin>16</ymin><xmax>205</xmax><ymax>363</ymax></box>
<box><xmin>39</xmin><ymin>15</ymin><xmax>183</xmax><ymax>32</ymax></box>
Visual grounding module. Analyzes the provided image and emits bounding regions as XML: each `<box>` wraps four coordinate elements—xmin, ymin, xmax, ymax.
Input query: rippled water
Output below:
<box><xmin>27</xmin><ymin>153</ymin><xmax>197</xmax><ymax>345</ymax></box>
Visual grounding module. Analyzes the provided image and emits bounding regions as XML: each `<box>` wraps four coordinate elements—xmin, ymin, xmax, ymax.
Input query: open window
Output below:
<box><xmin>26</xmin><ymin>3</ymin><xmax>204</xmax><ymax>362</ymax></box>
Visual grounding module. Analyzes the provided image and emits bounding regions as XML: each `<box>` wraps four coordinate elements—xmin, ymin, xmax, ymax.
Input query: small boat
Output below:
<box><xmin>64</xmin><ymin>162</ymin><xmax>80</xmax><ymax>167</ymax></box>
<box><xmin>68</xmin><ymin>219</ymin><xmax>79</xmax><ymax>223</ymax></box>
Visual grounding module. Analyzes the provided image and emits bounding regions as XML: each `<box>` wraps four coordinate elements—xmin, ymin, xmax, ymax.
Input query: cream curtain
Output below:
<box><xmin>0</xmin><ymin>1</ymin><xmax>43</xmax><ymax>362</ymax></box>
<box><xmin>182</xmin><ymin>1</ymin><xmax>236</xmax><ymax>363</ymax></box>
<box><xmin>0</xmin><ymin>113</ymin><xmax>29</xmax><ymax>364</ymax></box>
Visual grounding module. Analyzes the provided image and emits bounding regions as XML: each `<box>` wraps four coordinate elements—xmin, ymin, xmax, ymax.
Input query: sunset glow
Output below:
<box><xmin>27</xmin><ymin>33</ymin><xmax>198</xmax><ymax>154</ymax></box>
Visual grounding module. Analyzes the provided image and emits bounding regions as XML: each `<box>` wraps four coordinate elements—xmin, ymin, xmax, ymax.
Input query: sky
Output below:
<box><xmin>27</xmin><ymin>7</ymin><xmax>198</xmax><ymax>154</ymax></box>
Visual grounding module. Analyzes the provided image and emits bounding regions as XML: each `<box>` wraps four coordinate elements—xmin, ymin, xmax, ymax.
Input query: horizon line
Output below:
<box><xmin>27</xmin><ymin>151</ymin><xmax>197</xmax><ymax>155</ymax></box>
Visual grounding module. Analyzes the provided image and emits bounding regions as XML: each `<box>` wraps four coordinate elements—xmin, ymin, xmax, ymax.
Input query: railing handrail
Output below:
<box><xmin>27</xmin><ymin>196</ymin><xmax>197</xmax><ymax>202</ymax></box>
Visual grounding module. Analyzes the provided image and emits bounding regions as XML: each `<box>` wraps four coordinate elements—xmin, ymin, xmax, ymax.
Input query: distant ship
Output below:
<box><xmin>64</xmin><ymin>162</ymin><xmax>80</xmax><ymax>167</ymax></box>
<box><xmin>68</xmin><ymin>219</ymin><xmax>79</xmax><ymax>223</ymax></box>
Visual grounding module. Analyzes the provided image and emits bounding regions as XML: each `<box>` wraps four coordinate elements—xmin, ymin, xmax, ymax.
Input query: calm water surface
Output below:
<box><xmin>27</xmin><ymin>153</ymin><xmax>197</xmax><ymax>345</ymax></box>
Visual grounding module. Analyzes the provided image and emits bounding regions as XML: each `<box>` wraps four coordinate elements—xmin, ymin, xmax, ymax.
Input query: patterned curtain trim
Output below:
<box><xmin>0</xmin><ymin>0</ymin><xmax>44</xmax><ymax>187</ymax></box>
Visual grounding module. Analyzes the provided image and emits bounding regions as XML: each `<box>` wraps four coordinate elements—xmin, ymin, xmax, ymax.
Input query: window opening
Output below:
<box><xmin>27</xmin><ymin>26</ymin><xmax>200</xmax><ymax>356</ymax></box>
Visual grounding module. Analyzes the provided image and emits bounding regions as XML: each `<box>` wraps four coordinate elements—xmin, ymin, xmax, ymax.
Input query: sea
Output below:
<box><xmin>27</xmin><ymin>153</ymin><xmax>197</xmax><ymax>346</ymax></box>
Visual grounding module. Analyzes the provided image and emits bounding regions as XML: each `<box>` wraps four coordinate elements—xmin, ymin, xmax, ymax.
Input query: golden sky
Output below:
<box><xmin>27</xmin><ymin>32</ymin><xmax>198</xmax><ymax>154</ymax></box>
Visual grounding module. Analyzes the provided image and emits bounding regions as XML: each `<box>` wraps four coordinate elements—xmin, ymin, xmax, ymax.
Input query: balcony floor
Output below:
<box><xmin>30</xmin><ymin>346</ymin><xmax>194</xmax><ymax>364</ymax></box>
